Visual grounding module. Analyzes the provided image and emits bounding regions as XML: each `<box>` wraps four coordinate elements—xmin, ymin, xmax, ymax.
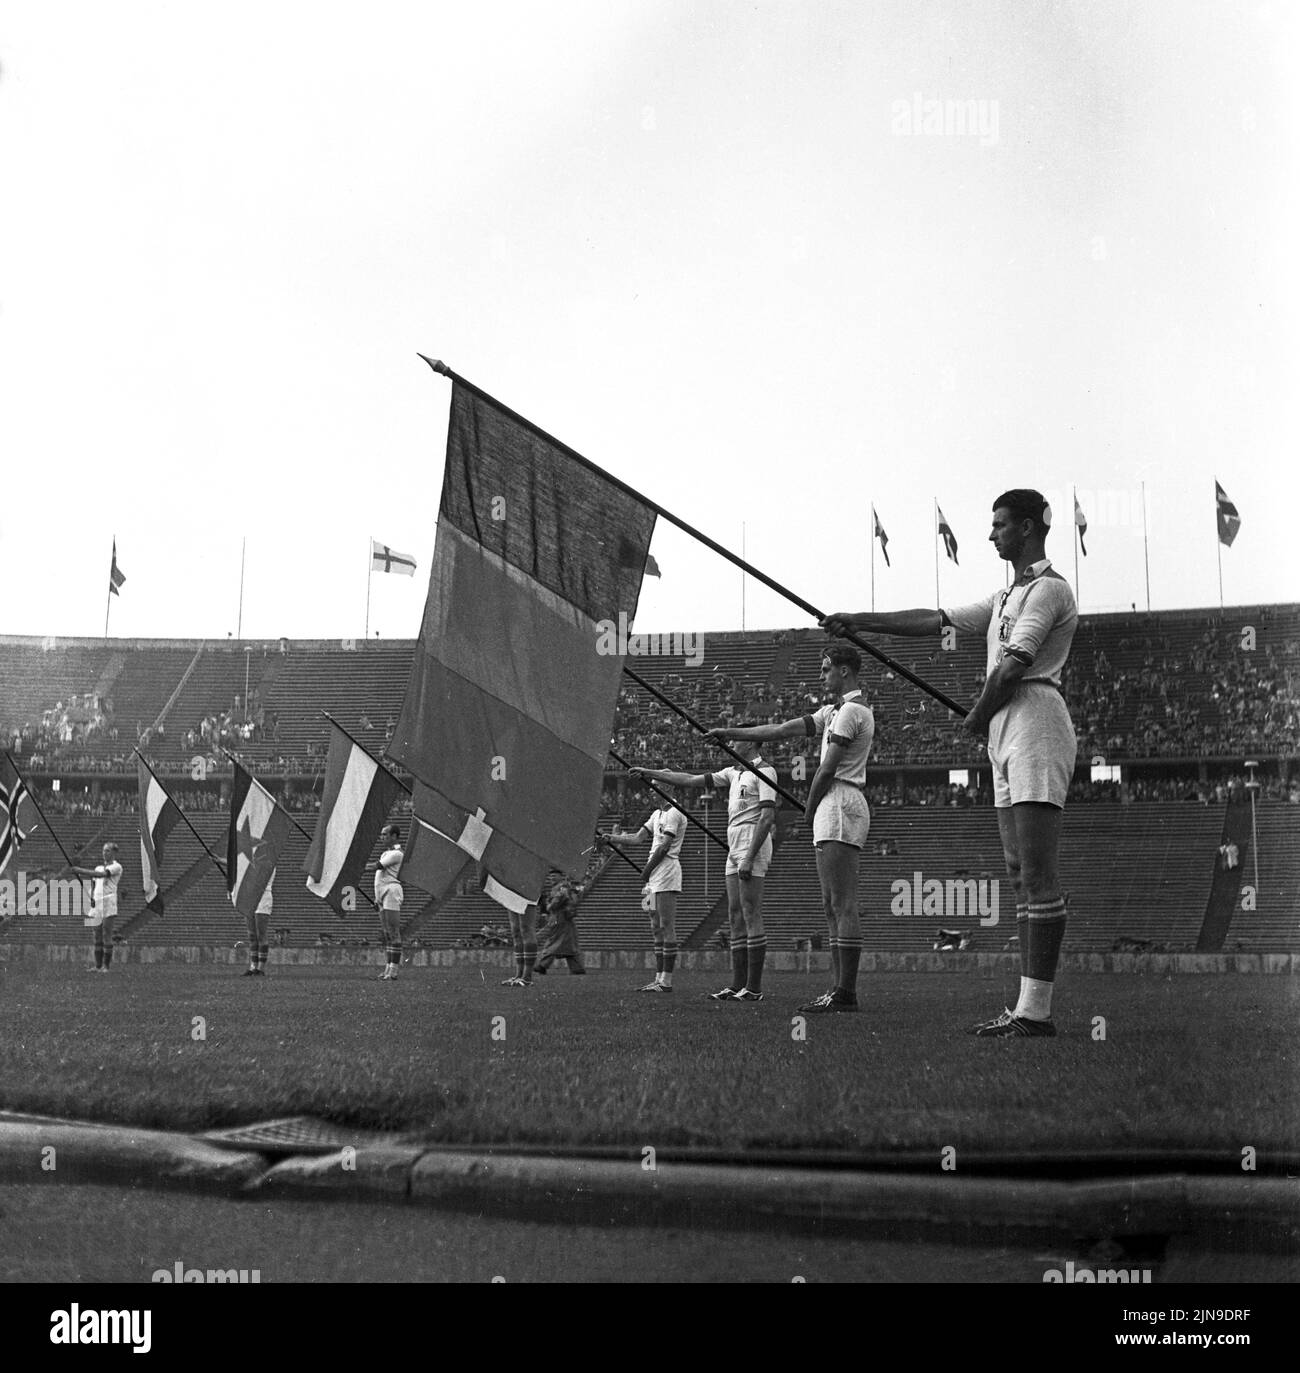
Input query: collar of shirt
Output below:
<box><xmin>838</xmin><ymin>689</ymin><xmax>863</xmax><ymax>703</ymax></box>
<box><xmin>1017</xmin><ymin>558</ymin><xmax>1052</xmax><ymax>584</ymax></box>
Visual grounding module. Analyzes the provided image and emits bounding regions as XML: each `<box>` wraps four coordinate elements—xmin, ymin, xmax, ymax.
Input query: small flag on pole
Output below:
<box><xmin>138</xmin><ymin>759</ymin><xmax>181</xmax><ymax>912</ymax></box>
<box><xmin>936</xmin><ymin>505</ymin><xmax>959</xmax><ymax>565</ymax></box>
<box><xmin>643</xmin><ymin>552</ymin><xmax>662</xmax><ymax>579</ymax></box>
<box><xmin>872</xmin><ymin>506</ymin><xmax>891</xmax><ymax>567</ymax></box>
<box><xmin>109</xmin><ymin>541</ymin><xmax>126</xmax><ymax>596</ymax></box>
<box><xmin>227</xmin><ymin>763</ymin><xmax>291</xmax><ymax>918</ymax></box>
<box><xmin>1074</xmin><ymin>495</ymin><xmax>1088</xmax><ymax>556</ymax></box>
<box><xmin>1215</xmin><ymin>481</ymin><xmax>1241</xmax><ymax>547</ymax></box>
<box><xmin>370</xmin><ymin>539</ymin><xmax>417</xmax><ymax>576</ymax></box>
<box><xmin>1</xmin><ymin>753</ymin><xmax>35</xmax><ymax>877</ymax></box>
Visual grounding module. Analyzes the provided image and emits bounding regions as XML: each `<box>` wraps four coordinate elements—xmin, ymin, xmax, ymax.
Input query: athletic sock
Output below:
<box><xmin>746</xmin><ymin>937</ymin><xmax>767</xmax><ymax>993</ymax></box>
<box><xmin>661</xmin><ymin>943</ymin><xmax>677</xmax><ymax>987</ymax></box>
<box><xmin>836</xmin><ymin>939</ymin><xmax>861</xmax><ymax>999</ymax></box>
<box><xmin>1015</xmin><ymin>976</ymin><xmax>1054</xmax><ymax>1021</ymax></box>
<box><xmin>1015</xmin><ymin>902</ymin><xmax>1028</xmax><ymax>974</ymax></box>
<box><xmin>730</xmin><ymin>942</ymin><xmax>747</xmax><ymax>990</ymax></box>
<box><xmin>653</xmin><ymin>943</ymin><xmax>664</xmax><ymax>975</ymax></box>
<box><xmin>522</xmin><ymin>940</ymin><xmax>537</xmax><ymax>983</ymax></box>
<box><xmin>103</xmin><ymin>945</ymin><xmax>113</xmax><ymax>969</ymax></box>
<box><xmin>258</xmin><ymin>943</ymin><xmax>269</xmax><ymax>972</ymax></box>
<box><xmin>93</xmin><ymin>944</ymin><xmax>103</xmax><ymax>970</ymax></box>
<box><xmin>829</xmin><ymin>936</ymin><xmax>841</xmax><ymax>987</ymax></box>
<box><xmin>1019</xmin><ymin>897</ymin><xmax>1067</xmax><ymax>1018</ymax></box>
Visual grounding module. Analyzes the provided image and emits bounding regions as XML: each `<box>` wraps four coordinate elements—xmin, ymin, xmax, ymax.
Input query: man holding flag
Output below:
<box><xmin>228</xmin><ymin>762</ymin><xmax>291</xmax><ymax>976</ymax></box>
<box><xmin>72</xmin><ymin>843</ymin><xmax>124</xmax><ymax>972</ymax></box>
<box><xmin>824</xmin><ymin>489</ymin><xmax>1078</xmax><ymax>1037</ymax></box>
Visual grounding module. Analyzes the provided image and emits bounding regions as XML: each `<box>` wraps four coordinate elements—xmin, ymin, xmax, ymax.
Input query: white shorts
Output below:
<box><xmin>85</xmin><ymin>904</ymin><xmax>115</xmax><ymax>929</ymax></box>
<box><xmin>377</xmin><ymin>886</ymin><xmax>404</xmax><ymax>912</ymax></box>
<box><xmin>813</xmin><ymin>783</ymin><xmax>871</xmax><ymax>848</ymax></box>
<box><xmin>987</xmin><ymin>685</ymin><xmax>1077</xmax><ymax>809</ymax></box>
<box><xmin>726</xmin><ymin>823</ymin><xmax>772</xmax><ymax>877</ymax></box>
<box><xmin>644</xmin><ymin>857</ymin><xmax>682</xmax><ymax>895</ymax></box>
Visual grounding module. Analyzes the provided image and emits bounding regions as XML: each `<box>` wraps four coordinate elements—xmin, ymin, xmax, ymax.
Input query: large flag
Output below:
<box><xmin>227</xmin><ymin>763</ymin><xmax>291</xmax><ymax>918</ymax></box>
<box><xmin>109</xmin><ymin>540</ymin><xmax>126</xmax><ymax>596</ymax></box>
<box><xmin>303</xmin><ymin>722</ymin><xmax>404</xmax><ymax>914</ymax></box>
<box><xmin>936</xmin><ymin>504</ymin><xmax>959</xmax><ymax>564</ymax></box>
<box><xmin>137</xmin><ymin>759</ymin><xmax>181</xmax><ymax>912</ymax></box>
<box><xmin>371</xmin><ymin>539</ymin><xmax>417</xmax><ymax>576</ymax></box>
<box><xmin>1074</xmin><ymin>495</ymin><xmax>1088</xmax><ymax>556</ymax></box>
<box><xmin>1215</xmin><ymin>481</ymin><xmax>1241</xmax><ymax>547</ymax></box>
<box><xmin>872</xmin><ymin>506</ymin><xmax>891</xmax><ymax>567</ymax></box>
<box><xmin>1</xmin><ymin>753</ymin><xmax>35</xmax><ymax>877</ymax></box>
<box><xmin>389</xmin><ymin>375</ymin><xmax>657</xmax><ymax>907</ymax></box>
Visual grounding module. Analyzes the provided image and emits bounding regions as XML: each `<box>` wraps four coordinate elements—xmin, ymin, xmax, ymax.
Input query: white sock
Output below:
<box><xmin>1014</xmin><ymin>976</ymin><xmax>1053</xmax><ymax>1021</ymax></box>
<box><xmin>660</xmin><ymin>971</ymin><xmax>673</xmax><ymax>988</ymax></box>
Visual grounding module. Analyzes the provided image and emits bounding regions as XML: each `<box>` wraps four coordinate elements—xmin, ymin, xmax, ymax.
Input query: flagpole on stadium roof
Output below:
<box><xmin>133</xmin><ymin>749</ymin><xmax>228</xmax><ymax>881</ymax></box>
<box><xmin>608</xmin><ymin>748</ymin><xmax>731</xmax><ymax>853</ymax></box>
<box><xmin>1141</xmin><ymin>482</ymin><xmax>1151</xmax><ymax>612</ymax></box>
<box><xmin>1072</xmin><ymin>484</ymin><xmax>1080</xmax><ymax>606</ymax></box>
<box><xmin>870</xmin><ymin>504</ymin><xmax>875</xmax><ymax>614</ymax></box>
<box><xmin>1215</xmin><ymin>481</ymin><xmax>1224</xmax><ymax>611</ymax></box>
<box><xmin>419</xmin><ymin>357</ymin><xmax>968</xmax><ymax>719</ymax></box>
<box><xmin>364</xmin><ymin>538</ymin><xmax>372</xmax><ymax>644</ymax></box>
<box><xmin>933</xmin><ymin>500</ymin><xmax>941</xmax><ymax>611</ymax></box>
<box><xmin>237</xmin><ymin>536</ymin><xmax>246</xmax><ymax>640</ymax></box>
<box><xmin>104</xmin><ymin>537</ymin><xmax>114</xmax><ymax>641</ymax></box>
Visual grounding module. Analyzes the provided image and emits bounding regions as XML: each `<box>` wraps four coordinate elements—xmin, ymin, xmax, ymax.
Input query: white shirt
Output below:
<box><xmin>93</xmin><ymin>861</ymin><xmax>123</xmax><ymax>916</ymax></box>
<box><xmin>374</xmin><ymin>845</ymin><xmax>403</xmax><ymax>899</ymax></box>
<box><xmin>709</xmin><ymin>760</ymin><xmax>777</xmax><ymax>828</ymax></box>
<box><xmin>807</xmin><ymin>689</ymin><xmax>874</xmax><ymax>786</ymax></box>
<box><xmin>943</xmin><ymin>558</ymin><xmax>1078</xmax><ymax>686</ymax></box>
<box><xmin>644</xmin><ymin>806</ymin><xmax>686</xmax><ymax>862</ymax></box>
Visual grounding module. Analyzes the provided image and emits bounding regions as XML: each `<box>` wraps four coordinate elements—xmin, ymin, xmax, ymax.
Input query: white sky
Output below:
<box><xmin>2</xmin><ymin>0</ymin><xmax>1297</xmax><ymax>641</ymax></box>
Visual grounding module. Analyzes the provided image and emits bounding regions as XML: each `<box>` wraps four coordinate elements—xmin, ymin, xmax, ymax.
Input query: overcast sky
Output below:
<box><xmin>2</xmin><ymin>0</ymin><xmax>1296</xmax><ymax>642</ymax></box>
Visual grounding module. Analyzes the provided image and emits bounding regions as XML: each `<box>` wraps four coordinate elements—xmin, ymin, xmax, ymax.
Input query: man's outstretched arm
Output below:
<box><xmin>821</xmin><ymin>609</ymin><xmax>943</xmax><ymax>638</ymax></box>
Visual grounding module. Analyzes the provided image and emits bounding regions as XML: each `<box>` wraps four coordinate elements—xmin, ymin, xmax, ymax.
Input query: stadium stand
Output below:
<box><xmin>3</xmin><ymin>605</ymin><xmax>1296</xmax><ymax>952</ymax></box>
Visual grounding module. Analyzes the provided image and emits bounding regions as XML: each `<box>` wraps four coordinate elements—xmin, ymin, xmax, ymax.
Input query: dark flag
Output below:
<box><xmin>1215</xmin><ymin>481</ymin><xmax>1241</xmax><ymax>547</ymax></box>
<box><xmin>937</xmin><ymin>504</ymin><xmax>959</xmax><ymax>564</ymax></box>
<box><xmin>138</xmin><ymin>759</ymin><xmax>181</xmax><ymax>912</ymax></box>
<box><xmin>109</xmin><ymin>541</ymin><xmax>126</xmax><ymax>596</ymax></box>
<box><xmin>304</xmin><ymin>722</ymin><xmax>403</xmax><ymax>915</ymax></box>
<box><xmin>1074</xmin><ymin>495</ymin><xmax>1088</xmax><ymax>556</ymax></box>
<box><xmin>227</xmin><ymin>763</ymin><xmax>291</xmax><ymax>917</ymax></box>
<box><xmin>872</xmin><ymin>506</ymin><xmax>891</xmax><ymax>567</ymax></box>
<box><xmin>1</xmin><ymin>753</ymin><xmax>35</xmax><ymax>877</ymax></box>
<box><xmin>390</xmin><ymin>374</ymin><xmax>657</xmax><ymax>908</ymax></box>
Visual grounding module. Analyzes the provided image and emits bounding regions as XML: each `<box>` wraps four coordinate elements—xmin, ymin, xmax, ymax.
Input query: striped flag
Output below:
<box><xmin>403</xmin><ymin>781</ymin><xmax>544</xmax><ymax>914</ymax></box>
<box><xmin>138</xmin><ymin>759</ymin><xmax>181</xmax><ymax>912</ymax></box>
<box><xmin>936</xmin><ymin>504</ymin><xmax>959</xmax><ymax>564</ymax></box>
<box><xmin>227</xmin><ymin>763</ymin><xmax>291</xmax><ymax>918</ymax></box>
<box><xmin>1</xmin><ymin>753</ymin><xmax>35</xmax><ymax>877</ymax></box>
<box><xmin>872</xmin><ymin>506</ymin><xmax>891</xmax><ymax>567</ymax></box>
<box><xmin>303</xmin><ymin>722</ymin><xmax>403</xmax><ymax>915</ymax></box>
<box><xmin>1215</xmin><ymin>481</ymin><xmax>1241</xmax><ymax>547</ymax></box>
<box><xmin>109</xmin><ymin>540</ymin><xmax>126</xmax><ymax>596</ymax></box>
<box><xmin>390</xmin><ymin>374</ymin><xmax>657</xmax><ymax>909</ymax></box>
<box><xmin>1074</xmin><ymin>495</ymin><xmax>1088</xmax><ymax>556</ymax></box>
<box><xmin>371</xmin><ymin>539</ymin><xmax>417</xmax><ymax>576</ymax></box>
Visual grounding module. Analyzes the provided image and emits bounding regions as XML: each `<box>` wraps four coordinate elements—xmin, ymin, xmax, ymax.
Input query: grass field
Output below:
<box><xmin>0</xmin><ymin>960</ymin><xmax>1296</xmax><ymax>1155</ymax></box>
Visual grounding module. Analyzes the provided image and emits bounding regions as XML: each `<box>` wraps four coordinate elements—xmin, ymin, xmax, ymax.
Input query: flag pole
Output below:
<box><xmin>104</xmin><ymin>536</ymin><xmax>114</xmax><ymax>640</ymax></box>
<box><xmin>321</xmin><ymin>712</ymin><xmax>412</xmax><ymax>795</ymax></box>
<box><xmin>1141</xmin><ymin>481</ymin><xmax>1151</xmax><ymax>612</ymax></box>
<box><xmin>870</xmin><ymin>504</ymin><xmax>876</xmax><ymax>613</ymax></box>
<box><xmin>364</xmin><ymin>538</ymin><xmax>372</xmax><ymax>643</ymax></box>
<box><xmin>3</xmin><ymin>751</ymin><xmax>80</xmax><ymax>873</ymax></box>
<box><xmin>608</xmin><ymin>748</ymin><xmax>731</xmax><ymax>853</ymax></box>
<box><xmin>1215</xmin><ymin>483</ymin><xmax>1224</xmax><ymax>610</ymax></box>
<box><xmin>740</xmin><ymin>522</ymin><xmax>746</xmax><ymax>631</ymax></box>
<box><xmin>934</xmin><ymin>501</ymin><xmax>941</xmax><ymax>610</ymax></box>
<box><xmin>1072</xmin><ymin>484</ymin><xmax>1080</xmax><ymax>604</ymax></box>
<box><xmin>133</xmin><ymin>749</ymin><xmax>228</xmax><ymax>880</ymax></box>
<box><xmin>237</xmin><ymin>536</ymin><xmax>246</xmax><ymax>640</ymax></box>
<box><xmin>622</xmin><ymin>666</ymin><xmax>811</xmax><ymax>811</ymax></box>
<box><xmin>420</xmin><ymin>357</ymin><xmax>968</xmax><ymax>717</ymax></box>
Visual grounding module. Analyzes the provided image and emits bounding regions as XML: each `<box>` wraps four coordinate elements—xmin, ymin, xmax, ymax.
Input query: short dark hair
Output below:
<box><xmin>993</xmin><ymin>489</ymin><xmax>1050</xmax><ymax>536</ymax></box>
<box><xmin>821</xmin><ymin>644</ymin><xmax>862</xmax><ymax>674</ymax></box>
<box><xmin>383</xmin><ymin>824</ymin><xmax>401</xmax><ymax>841</ymax></box>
